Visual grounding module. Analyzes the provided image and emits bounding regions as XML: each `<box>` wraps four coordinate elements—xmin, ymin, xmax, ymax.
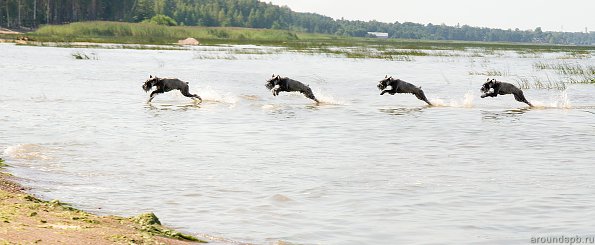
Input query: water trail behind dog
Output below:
<box><xmin>313</xmin><ymin>89</ymin><xmax>348</xmax><ymax>105</ymax></box>
<box><xmin>430</xmin><ymin>91</ymin><xmax>475</xmax><ymax>108</ymax></box>
<box><xmin>198</xmin><ymin>86</ymin><xmax>239</xmax><ymax>104</ymax></box>
<box><xmin>531</xmin><ymin>90</ymin><xmax>572</xmax><ymax>109</ymax></box>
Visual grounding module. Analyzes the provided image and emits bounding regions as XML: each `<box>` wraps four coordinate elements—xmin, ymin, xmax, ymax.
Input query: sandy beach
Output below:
<box><xmin>0</xmin><ymin>158</ymin><xmax>204</xmax><ymax>244</ymax></box>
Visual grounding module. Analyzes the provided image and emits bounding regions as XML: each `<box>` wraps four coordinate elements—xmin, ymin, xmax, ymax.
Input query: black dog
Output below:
<box><xmin>265</xmin><ymin>74</ymin><xmax>319</xmax><ymax>103</ymax></box>
<box><xmin>480</xmin><ymin>78</ymin><xmax>532</xmax><ymax>107</ymax></box>
<box><xmin>142</xmin><ymin>75</ymin><xmax>202</xmax><ymax>103</ymax></box>
<box><xmin>377</xmin><ymin>76</ymin><xmax>432</xmax><ymax>105</ymax></box>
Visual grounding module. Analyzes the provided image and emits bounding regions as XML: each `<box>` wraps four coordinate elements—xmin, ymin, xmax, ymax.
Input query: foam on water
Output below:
<box><xmin>3</xmin><ymin>144</ymin><xmax>53</xmax><ymax>161</ymax></box>
<box><xmin>430</xmin><ymin>91</ymin><xmax>475</xmax><ymax>108</ymax></box>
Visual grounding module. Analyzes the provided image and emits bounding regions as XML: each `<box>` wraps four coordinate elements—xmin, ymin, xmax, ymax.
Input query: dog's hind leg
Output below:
<box><xmin>414</xmin><ymin>90</ymin><xmax>432</xmax><ymax>106</ymax></box>
<box><xmin>180</xmin><ymin>87</ymin><xmax>202</xmax><ymax>103</ymax></box>
<box><xmin>513</xmin><ymin>91</ymin><xmax>532</xmax><ymax>107</ymax></box>
<box><xmin>302</xmin><ymin>88</ymin><xmax>319</xmax><ymax>103</ymax></box>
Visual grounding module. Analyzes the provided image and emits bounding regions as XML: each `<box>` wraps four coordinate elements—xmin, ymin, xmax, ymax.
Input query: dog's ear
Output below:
<box><xmin>150</xmin><ymin>75</ymin><xmax>153</xmax><ymax>78</ymax></box>
<box><xmin>272</xmin><ymin>74</ymin><xmax>275</xmax><ymax>78</ymax></box>
<box><xmin>385</xmin><ymin>75</ymin><xmax>388</xmax><ymax>78</ymax></box>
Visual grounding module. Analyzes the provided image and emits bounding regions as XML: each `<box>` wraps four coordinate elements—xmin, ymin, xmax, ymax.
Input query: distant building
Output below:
<box><xmin>367</xmin><ymin>32</ymin><xmax>389</xmax><ymax>38</ymax></box>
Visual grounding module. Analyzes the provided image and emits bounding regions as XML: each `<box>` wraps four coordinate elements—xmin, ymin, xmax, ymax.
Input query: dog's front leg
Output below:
<box><xmin>271</xmin><ymin>84</ymin><xmax>280</xmax><ymax>96</ymax></box>
<box><xmin>481</xmin><ymin>87</ymin><xmax>496</xmax><ymax>98</ymax></box>
<box><xmin>381</xmin><ymin>88</ymin><xmax>396</xmax><ymax>95</ymax></box>
<box><xmin>481</xmin><ymin>92</ymin><xmax>497</xmax><ymax>98</ymax></box>
<box><xmin>148</xmin><ymin>89</ymin><xmax>163</xmax><ymax>103</ymax></box>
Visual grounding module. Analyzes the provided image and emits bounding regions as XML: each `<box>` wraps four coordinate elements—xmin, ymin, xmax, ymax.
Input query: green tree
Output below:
<box><xmin>142</xmin><ymin>14</ymin><xmax>176</xmax><ymax>26</ymax></box>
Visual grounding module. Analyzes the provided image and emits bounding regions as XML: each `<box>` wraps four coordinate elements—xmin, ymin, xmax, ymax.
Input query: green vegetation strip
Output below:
<box><xmin>18</xmin><ymin>22</ymin><xmax>595</xmax><ymax>54</ymax></box>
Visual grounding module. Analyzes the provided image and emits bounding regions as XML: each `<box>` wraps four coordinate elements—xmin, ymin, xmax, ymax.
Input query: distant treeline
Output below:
<box><xmin>1</xmin><ymin>0</ymin><xmax>594</xmax><ymax>45</ymax></box>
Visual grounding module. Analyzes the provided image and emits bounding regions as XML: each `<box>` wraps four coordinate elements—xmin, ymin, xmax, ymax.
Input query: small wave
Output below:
<box><xmin>430</xmin><ymin>91</ymin><xmax>474</xmax><ymax>108</ymax></box>
<box><xmin>198</xmin><ymin>86</ymin><xmax>239</xmax><ymax>104</ymax></box>
<box><xmin>3</xmin><ymin>144</ymin><xmax>53</xmax><ymax>161</ymax></box>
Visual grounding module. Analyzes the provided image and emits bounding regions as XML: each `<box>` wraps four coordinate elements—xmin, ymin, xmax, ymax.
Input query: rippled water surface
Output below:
<box><xmin>1</xmin><ymin>44</ymin><xmax>594</xmax><ymax>244</ymax></box>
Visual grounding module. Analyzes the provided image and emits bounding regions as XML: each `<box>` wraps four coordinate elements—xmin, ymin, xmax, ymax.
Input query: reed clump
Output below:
<box><xmin>515</xmin><ymin>77</ymin><xmax>567</xmax><ymax>90</ymax></box>
<box><xmin>533</xmin><ymin>62</ymin><xmax>595</xmax><ymax>76</ymax></box>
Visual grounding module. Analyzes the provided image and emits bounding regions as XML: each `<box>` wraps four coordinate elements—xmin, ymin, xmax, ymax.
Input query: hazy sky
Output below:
<box><xmin>266</xmin><ymin>0</ymin><xmax>594</xmax><ymax>32</ymax></box>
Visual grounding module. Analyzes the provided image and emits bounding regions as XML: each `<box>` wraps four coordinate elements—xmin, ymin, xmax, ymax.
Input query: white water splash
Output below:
<box><xmin>532</xmin><ymin>90</ymin><xmax>572</xmax><ymax>109</ymax></box>
<box><xmin>3</xmin><ymin>144</ymin><xmax>53</xmax><ymax>161</ymax></box>
<box><xmin>430</xmin><ymin>91</ymin><xmax>475</xmax><ymax>108</ymax></box>
<box><xmin>198</xmin><ymin>86</ymin><xmax>239</xmax><ymax>104</ymax></box>
<box><xmin>313</xmin><ymin>89</ymin><xmax>348</xmax><ymax>105</ymax></box>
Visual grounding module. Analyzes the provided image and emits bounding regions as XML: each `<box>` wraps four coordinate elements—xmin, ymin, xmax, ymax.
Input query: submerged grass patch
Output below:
<box><xmin>71</xmin><ymin>51</ymin><xmax>98</xmax><ymax>60</ymax></box>
<box><xmin>533</xmin><ymin>61</ymin><xmax>595</xmax><ymax>84</ymax></box>
<box><xmin>469</xmin><ymin>69</ymin><xmax>509</xmax><ymax>76</ymax></box>
<box><xmin>557</xmin><ymin>50</ymin><xmax>592</xmax><ymax>59</ymax></box>
<box><xmin>533</xmin><ymin>62</ymin><xmax>595</xmax><ymax>76</ymax></box>
<box><xmin>566</xmin><ymin>76</ymin><xmax>595</xmax><ymax>84</ymax></box>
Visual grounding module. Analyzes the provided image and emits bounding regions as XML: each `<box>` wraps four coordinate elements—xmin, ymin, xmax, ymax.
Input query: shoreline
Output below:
<box><xmin>0</xmin><ymin>158</ymin><xmax>206</xmax><ymax>244</ymax></box>
<box><xmin>2</xmin><ymin>22</ymin><xmax>594</xmax><ymax>55</ymax></box>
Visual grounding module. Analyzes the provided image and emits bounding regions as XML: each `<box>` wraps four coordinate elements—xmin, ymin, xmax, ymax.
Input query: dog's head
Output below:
<box><xmin>265</xmin><ymin>74</ymin><xmax>282</xmax><ymax>90</ymax></box>
<box><xmin>480</xmin><ymin>78</ymin><xmax>497</xmax><ymax>93</ymax></box>
<box><xmin>377</xmin><ymin>75</ymin><xmax>393</xmax><ymax>91</ymax></box>
<box><xmin>142</xmin><ymin>75</ymin><xmax>159</xmax><ymax>92</ymax></box>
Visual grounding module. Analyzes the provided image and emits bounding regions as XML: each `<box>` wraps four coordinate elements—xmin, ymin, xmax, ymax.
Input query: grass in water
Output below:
<box><xmin>71</xmin><ymin>51</ymin><xmax>98</xmax><ymax>60</ymax></box>
<box><xmin>533</xmin><ymin>61</ymin><xmax>595</xmax><ymax>84</ymax></box>
<box><xmin>469</xmin><ymin>69</ymin><xmax>509</xmax><ymax>76</ymax></box>
<box><xmin>515</xmin><ymin>77</ymin><xmax>567</xmax><ymax>90</ymax></box>
<box><xmin>533</xmin><ymin>62</ymin><xmax>595</xmax><ymax>76</ymax></box>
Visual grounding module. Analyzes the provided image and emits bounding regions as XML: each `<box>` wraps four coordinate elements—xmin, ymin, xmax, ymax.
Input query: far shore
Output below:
<box><xmin>1</xmin><ymin>22</ymin><xmax>593</xmax><ymax>55</ymax></box>
<box><xmin>0</xmin><ymin>158</ymin><xmax>206</xmax><ymax>244</ymax></box>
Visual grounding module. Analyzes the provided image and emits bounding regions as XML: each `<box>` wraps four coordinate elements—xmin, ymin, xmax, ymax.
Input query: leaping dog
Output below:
<box><xmin>480</xmin><ymin>78</ymin><xmax>532</xmax><ymax>107</ymax></box>
<box><xmin>377</xmin><ymin>76</ymin><xmax>432</xmax><ymax>106</ymax></box>
<box><xmin>142</xmin><ymin>75</ymin><xmax>202</xmax><ymax>103</ymax></box>
<box><xmin>265</xmin><ymin>74</ymin><xmax>319</xmax><ymax>103</ymax></box>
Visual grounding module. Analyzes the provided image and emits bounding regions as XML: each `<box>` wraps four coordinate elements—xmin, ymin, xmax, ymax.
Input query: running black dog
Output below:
<box><xmin>377</xmin><ymin>76</ymin><xmax>432</xmax><ymax>105</ymax></box>
<box><xmin>265</xmin><ymin>74</ymin><xmax>319</xmax><ymax>103</ymax></box>
<box><xmin>142</xmin><ymin>75</ymin><xmax>202</xmax><ymax>103</ymax></box>
<box><xmin>480</xmin><ymin>78</ymin><xmax>532</xmax><ymax>107</ymax></box>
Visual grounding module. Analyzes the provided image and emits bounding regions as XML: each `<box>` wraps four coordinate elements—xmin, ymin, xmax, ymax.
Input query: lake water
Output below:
<box><xmin>1</xmin><ymin>43</ymin><xmax>594</xmax><ymax>244</ymax></box>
